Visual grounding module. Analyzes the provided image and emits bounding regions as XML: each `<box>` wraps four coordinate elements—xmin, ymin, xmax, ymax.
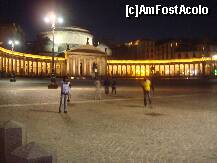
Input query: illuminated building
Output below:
<box><xmin>0</xmin><ymin>45</ymin><xmax>108</xmax><ymax>78</ymax></box>
<box><xmin>1</xmin><ymin>36</ymin><xmax>217</xmax><ymax>79</ymax></box>
<box><xmin>107</xmin><ymin>58</ymin><xmax>217</xmax><ymax>78</ymax></box>
<box><xmin>0</xmin><ymin>45</ymin><xmax>217</xmax><ymax>79</ymax></box>
<box><xmin>0</xmin><ymin>25</ymin><xmax>113</xmax><ymax>78</ymax></box>
<box><xmin>107</xmin><ymin>39</ymin><xmax>217</xmax><ymax>79</ymax></box>
<box><xmin>40</xmin><ymin>26</ymin><xmax>112</xmax><ymax>56</ymax></box>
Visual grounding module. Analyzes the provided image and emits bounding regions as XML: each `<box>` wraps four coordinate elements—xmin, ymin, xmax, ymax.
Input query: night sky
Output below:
<box><xmin>0</xmin><ymin>0</ymin><xmax>217</xmax><ymax>43</ymax></box>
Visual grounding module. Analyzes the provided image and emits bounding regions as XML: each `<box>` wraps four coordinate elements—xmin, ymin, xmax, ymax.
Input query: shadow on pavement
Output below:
<box><xmin>124</xmin><ymin>105</ymin><xmax>143</xmax><ymax>108</ymax></box>
<box><xmin>144</xmin><ymin>112</ymin><xmax>165</xmax><ymax>116</ymax></box>
<box><xmin>60</xmin><ymin>113</ymin><xmax>75</xmax><ymax>126</ymax></box>
<box><xmin>29</xmin><ymin>109</ymin><xmax>59</xmax><ymax>114</ymax></box>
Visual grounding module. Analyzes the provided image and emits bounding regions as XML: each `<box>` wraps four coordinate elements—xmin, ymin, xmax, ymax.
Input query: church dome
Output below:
<box><xmin>40</xmin><ymin>26</ymin><xmax>93</xmax><ymax>52</ymax></box>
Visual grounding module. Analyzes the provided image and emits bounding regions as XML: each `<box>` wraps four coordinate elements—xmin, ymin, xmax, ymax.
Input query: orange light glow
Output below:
<box><xmin>0</xmin><ymin>47</ymin><xmax>65</xmax><ymax>61</ymax></box>
<box><xmin>107</xmin><ymin>57</ymin><xmax>214</xmax><ymax>64</ymax></box>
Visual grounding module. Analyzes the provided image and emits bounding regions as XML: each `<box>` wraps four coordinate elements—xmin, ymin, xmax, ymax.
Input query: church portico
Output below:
<box><xmin>65</xmin><ymin>45</ymin><xmax>107</xmax><ymax>78</ymax></box>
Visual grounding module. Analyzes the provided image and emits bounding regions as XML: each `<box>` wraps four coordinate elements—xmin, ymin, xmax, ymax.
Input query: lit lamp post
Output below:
<box><xmin>8</xmin><ymin>40</ymin><xmax>19</xmax><ymax>51</ymax></box>
<box><xmin>44</xmin><ymin>13</ymin><xmax>63</xmax><ymax>89</ymax></box>
<box><xmin>8</xmin><ymin>40</ymin><xmax>19</xmax><ymax>81</ymax></box>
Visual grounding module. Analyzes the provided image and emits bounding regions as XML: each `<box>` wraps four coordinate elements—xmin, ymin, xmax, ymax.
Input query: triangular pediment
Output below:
<box><xmin>66</xmin><ymin>45</ymin><xmax>106</xmax><ymax>56</ymax></box>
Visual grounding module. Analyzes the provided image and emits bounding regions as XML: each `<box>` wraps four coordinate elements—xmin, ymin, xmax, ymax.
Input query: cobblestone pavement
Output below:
<box><xmin>1</xmin><ymin>79</ymin><xmax>217</xmax><ymax>163</ymax></box>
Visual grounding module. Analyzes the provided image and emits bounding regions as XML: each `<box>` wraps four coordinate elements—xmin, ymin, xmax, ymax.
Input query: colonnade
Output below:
<box><xmin>67</xmin><ymin>55</ymin><xmax>106</xmax><ymax>77</ymax></box>
<box><xmin>0</xmin><ymin>49</ymin><xmax>66</xmax><ymax>77</ymax></box>
<box><xmin>107</xmin><ymin>59</ymin><xmax>217</xmax><ymax>78</ymax></box>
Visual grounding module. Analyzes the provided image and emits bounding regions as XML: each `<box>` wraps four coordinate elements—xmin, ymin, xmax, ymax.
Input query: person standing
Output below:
<box><xmin>111</xmin><ymin>79</ymin><xmax>117</xmax><ymax>94</ymax></box>
<box><xmin>104</xmin><ymin>77</ymin><xmax>110</xmax><ymax>95</ymax></box>
<box><xmin>142</xmin><ymin>78</ymin><xmax>153</xmax><ymax>107</ymax></box>
<box><xmin>94</xmin><ymin>78</ymin><xmax>101</xmax><ymax>101</ymax></box>
<box><xmin>59</xmin><ymin>76</ymin><xmax>70</xmax><ymax>113</ymax></box>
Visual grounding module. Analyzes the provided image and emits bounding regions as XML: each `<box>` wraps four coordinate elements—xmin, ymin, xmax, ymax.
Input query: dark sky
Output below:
<box><xmin>0</xmin><ymin>0</ymin><xmax>217</xmax><ymax>43</ymax></box>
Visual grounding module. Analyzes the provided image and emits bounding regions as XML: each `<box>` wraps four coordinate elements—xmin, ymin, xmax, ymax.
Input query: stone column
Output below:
<box><xmin>0</xmin><ymin>120</ymin><xmax>24</xmax><ymax>163</ymax></box>
<box><xmin>179</xmin><ymin>64</ymin><xmax>181</xmax><ymax>77</ymax></box>
<box><xmin>4</xmin><ymin>56</ymin><xmax>6</xmax><ymax>72</ymax></box>
<box><xmin>112</xmin><ymin>64</ymin><xmax>113</xmax><ymax>76</ymax></box>
<box><xmin>59</xmin><ymin>63</ymin><xmax>62</xmax><ymax>76</ymax></box>
<box><xmin>7</xmin><ymin>57</ymin><xmax>9</xmax><ymax>73</ymax></box>
<box><xmin>89</xmin><ymin>59</ymin><xmax>92</xmax><ymax>77</ymax></box>
<box><xmin>126</xmin><ymin>64</ymin><xmax>128</xmax><ymax>77</ymax></box>
<box><xmin>45</xmin><ymin>62</ymin><xmax>48</xmax><ymax>76</ymax></box>
<box><xmin>18</xmin><ymin>59</ymin><xmax>21</xmax><ymax>75</ymax></box>
<box><xmin>15</xmin><ymin>58</ymin><xmax>17</xmax><ymax>74</ymax></box>
<box><xmin>184</xmin><ymin>64</ymin><xmax>186</xmax><ymax>76</ymax></box>
<box><xmin>202</xmin><ymin>62</ymin><xmax>206</xmax><ymax>77</ymax></box>
<box><xmin>140</xmin><ymin>65</ymin><xmax>142</xmax><ymax>77</ymax></box>
<box><xmin>31</xmin><ymin>60</ymin><xmax>34</xmax><ymax>76</ymax></box>
<box><xmin>188</xmin><ymin>64</ymin><xmax>191</xmax><ymax>77</ymax></box>
<box><xmin>23</xmin><ymin>59</ymin><xmax>25</xmax><ymax>76</ymax></box>
<box><xmin>69</xmin><ymin>59</ymin><xmax>72</xmax><ymax>76</ymax></box>
<box><xmin>78</xmin><ymin>57</ymin><xmax>80</xmax><ymax>76</ymax></box>
<box><xmin>11</xmin><ymin>58</ymin><xmax>14</xmax><ymax>73</ymax></box>
<box><xmin>193</xmin><ymin>63</ymin><xmax>196</xmax><ymax>76</ymax></box>
<box><xmin>1</xmin><ymin>56</ymin><xmax>3</xmax><ymax>72</ymax></box>
<box><xmin>84</xmin><ymin>58</ymin><xmax>86</xmax><ymax>76</ymax></box>
<box><xmin>66</xmin><ymin>57</ymin><xmax>70</xmax><ymax>75</ymax></box>
<box><xmin>72</xmin><ymin>57</ymin><xmax>76</xmax><ymax>76</ymax></box>
<box><xmin>36</xmin><ymin>60</ymin><xmax>38</xmax><ymax>76</ymax></box>
<box><xmin>27</xmin><ymin>60</ymin><xmax>30</xmax><ymax>76</ymax></box>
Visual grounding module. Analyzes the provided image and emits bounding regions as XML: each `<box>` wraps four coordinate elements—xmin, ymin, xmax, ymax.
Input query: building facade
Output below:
<box><xmin>1</xmin><ymin>37</ymin><xmax>217</xmax><ymax>79</ymax></box>
<box><xmin>111</xmin><ymin>39</ymin><xmax>217</xmax><ymax>60</ymax></box>
<box><xmin>66</xmin><ymin>45</ymin><xmax>107</xmax><ymax>77</ymax></box>
<box><xmin>107</xmin><ymin>58</ymin><xmax>217</xmax><ymax>79</ymax></box>
<box><xmin>40</xmin><ymin>26</ymin><xmax>112</xmax><ymax>56</ymax></box>
<box><xmin>40</xmin><ymin>27</ymin><xmax>94</xmax><ymax>53</ymax></box>
<box><xmin>0</xmin><ymin>45</ymin><xmax>107</xmax><ymax>78</ymax></box>
<box><xmin>111</xmin><ymin>40</ymin><xmax>155</xmax><ymax>60</ymax></box>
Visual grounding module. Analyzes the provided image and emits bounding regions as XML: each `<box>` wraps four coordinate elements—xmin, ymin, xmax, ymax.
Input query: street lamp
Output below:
<box><xmin>8</xmin><ymin>40</ymin><xmax>19</xmax><ymax>51</ymax></box>
<box><xmin>8</xmin><ymin>40</ymin><xmax>19</xmax><ymax>81</ymax></box>
<box><xmin>44</xmin><ymin>13</ymin><xmax>63</xmax><ymax>88</ymax></box>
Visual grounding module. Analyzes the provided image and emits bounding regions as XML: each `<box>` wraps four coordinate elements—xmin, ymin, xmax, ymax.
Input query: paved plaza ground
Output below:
<box><xmin>1</xmin><ymin>78</ymin><xmax>217</xmax><ymax>163</ymax></box>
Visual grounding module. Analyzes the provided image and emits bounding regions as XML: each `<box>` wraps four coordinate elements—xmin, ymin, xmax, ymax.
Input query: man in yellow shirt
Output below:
<box><xmin>142</xmin><ymin>78</ymin><xmax>153</xmax><ymax>107</ymax></box>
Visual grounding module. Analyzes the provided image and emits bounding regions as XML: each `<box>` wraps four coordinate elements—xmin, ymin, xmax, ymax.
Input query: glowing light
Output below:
<box><xmin>107</xmin><ymin>57</ymin><xmax>213</xmax><ymax>64</ymax></box>
<box><xmin>212</xmin><ymin>55</ymin><xmax>217</xmax><ymax>59</ymax></box>
<box><xmin>8</xmin><ymin>40</ymin><xmax>13</xmax><ymax>45</ymax></box>
<box><xmin>0</xmin><ymin>47</ymin><xmax>65</xmax><ymax>61</ymax></box>
<box><xmin>44</xmin><ymin>17</ymin><xmax>50</xmax><ymax>23</ymax></box>
<box><xmin>215</xmin><ymin>69</ymin><xmax>217</xmax><ymax>76</ymax></box>
<box><xmin>58</xmin><ymin>17</ymin><xmax>64</xmax><ymax>24</ymax></box>
<box><xmin>14</xmin><ymin>41</ymin><xmax>19</xmax><ymax>45</ymax></box>
<box><xmin>50</xmin><ymin>13</ymin><xmax>56</xmax><ymax>21</ymax></box>
<box><xmin>44</xmin><ymin>13</ymin><xmax>63</xmax><ymax>25</ymax></box>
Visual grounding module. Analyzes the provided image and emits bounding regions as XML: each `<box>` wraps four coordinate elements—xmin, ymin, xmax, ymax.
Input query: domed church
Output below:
<box><xmin>0</xmin><ymin>26</ymin><xmax>111</xmax><ymax>78</ymax></box>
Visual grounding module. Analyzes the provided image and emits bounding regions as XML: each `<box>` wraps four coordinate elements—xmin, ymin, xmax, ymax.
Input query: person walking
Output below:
<box><xmin>104</xmin><ymin>77</ymin><xmax>110</xmax><ymax>95</ymax></box>
<box><xmin>111</xmin><ymin>78</ymin><xmax>117</xmax><ymax>94</ymax></box>
<box><xmin>142</xmin><ymin>77</ymin><xmax>153</xmax><ymax>107</ymax></box>
<box><xmin>94</xmin><ymin>78</ymin><xmax>101</xmax><ymax>101</ymax></box>
<box><xmin>59</xmin><ymin>76</ymin><xmax>70</xmax><ymax>113</ymax></box>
